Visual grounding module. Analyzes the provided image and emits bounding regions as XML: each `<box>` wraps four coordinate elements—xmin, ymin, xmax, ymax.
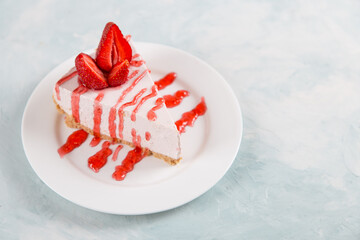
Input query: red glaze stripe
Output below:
<box><xmin>93</xmin><ymin>92</ymin><xmax>105</xmax><ymax>137</ymax></box>
<box><xmin>118</xmin><ymin>88</ymin><xmax>147</xmax><ymax>139</ymax></box>
<box><xmin>57</xmin><ymin>130</ymin><xmax>88</xmax><ymax>158</ymax></box>
<box><xmin>154</xmin><ymin>72</ymin><xmax>176</xmax><ymax>90</ymax></box>
<box><xmin>131</xmin><ymin>85</ymin><xmax>158</xmax><ymax>121</ymax></box>
<box><xmin>147</xmin><ymin>97</ymin><xmax>165</xmax><ymax>121</ymax></box>
<box><xmin>130</xmin><ymin>60</ymin><xmax>145</xmax><ymax>67</ymax></box>
<box><xmin>55</xmin><ymin>69</ymin><xmax>77</xmax><ymax>100</ymax></box>
<box><xmin>145</xmin><ymin>132</ymin><xmax>151</xmax><ymax>141</ymax></box>
<box><xmin>71</xmin><ymin>84</ymin><xmax>88</xmax><ymax>123</ymax></box>
<box><xmin>108</xmin><ymin>70</ymin><xmax>147</xmax><ymax>139</ymax></box>
<box><xmin>175</xmin><ymin>97</ymin><xmax>207</xmax><ymax>134</ymax></box>
<box><xmin>163</xmin><ymin>90</ymin><xmax>189</xmax><ymax>108</ymax></box>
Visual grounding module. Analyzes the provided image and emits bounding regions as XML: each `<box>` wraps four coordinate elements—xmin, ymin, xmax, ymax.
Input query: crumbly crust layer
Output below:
<box><xmin>54</xmin><ymin>97</ymin><xmax>181</xmax><ymax>165</ymax></box>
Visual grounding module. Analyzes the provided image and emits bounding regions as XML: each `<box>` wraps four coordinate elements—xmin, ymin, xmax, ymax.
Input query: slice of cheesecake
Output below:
<box><xmin>53</xmin><ymin>38</ymin><xmax>181</xmax><ymax>165</ymax></box>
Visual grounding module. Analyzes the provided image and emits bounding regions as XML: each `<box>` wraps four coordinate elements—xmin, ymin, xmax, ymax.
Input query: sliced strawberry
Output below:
<box><xmin>95</xmin><ymin>22</ymin><xmax>132</xmax><ymax>72</ymax></box>
<box><xmin>113</xmin><ymin>30</ymin><xmax>132</xmax><ymax>64</ymax></box>
<box><xmin>108</xmin><ymin>60</ymin><xmax>130</xmax><ymax>87</ymax></box>
<box><xmin>75</xmin><ymin>53</ymin><xmax>108</xmax><ymax>90</ymax></box>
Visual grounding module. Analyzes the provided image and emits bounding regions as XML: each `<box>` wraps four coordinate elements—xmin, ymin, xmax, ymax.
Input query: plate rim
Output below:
<box><xmin>21</xmin><ymin>41</ymin><xmax>243</xmax><ymax>215</ymax></box>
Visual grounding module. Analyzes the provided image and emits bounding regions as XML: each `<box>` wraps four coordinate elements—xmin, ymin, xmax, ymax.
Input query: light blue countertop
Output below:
<box><xmin>2</xmin><ymin>0</ymin><xmax>360</xmax><ymax>239</ymax></box>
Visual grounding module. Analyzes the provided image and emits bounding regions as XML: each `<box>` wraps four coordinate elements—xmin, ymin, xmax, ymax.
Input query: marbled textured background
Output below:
<box><xmin>1</xmin><ymin>0</ymin><xmax>360</xmax><ymax>239</ymax></box>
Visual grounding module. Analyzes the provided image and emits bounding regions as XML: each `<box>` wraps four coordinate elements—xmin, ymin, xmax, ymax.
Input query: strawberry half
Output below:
<box><xmin>95</xmin><ymin>22</ymin><xmax>132</xmax><ymax>72</ymax></box>
<box><xmin>108</xmin><ymin>60</ymin><xmax>130</xmax><ymax>87</ymax></box>
<box><xmin>75</xmin><ymin>53</ymin><xmax>108</xmax><ymax>90</ymax></box>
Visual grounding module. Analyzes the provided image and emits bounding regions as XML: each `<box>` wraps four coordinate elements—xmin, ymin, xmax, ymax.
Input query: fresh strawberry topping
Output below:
<box><xmin>74</xmin><ymin>22</ymin><xmax>131</xmax><ymax>90</ymax></box>
<box><xmin>108</xmin><ymin>60</ymin><xmax>130</xmax><ymax>87</ymax></box>
<box><xmin>75</xmin><ymin>53</ymin><xmax>108</xmax><ymax>90</ymax></box>
<box><xmin>95</xmin><ymin>22</ymin><xmax>132</xmax><ymax>72</ymax></box>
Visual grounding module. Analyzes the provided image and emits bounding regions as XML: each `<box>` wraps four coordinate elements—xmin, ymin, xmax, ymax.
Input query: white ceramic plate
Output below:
<box><xmin>21</xmin><ymin>42</ymin><xmax>243</xmax><ymax>215</ymax></box>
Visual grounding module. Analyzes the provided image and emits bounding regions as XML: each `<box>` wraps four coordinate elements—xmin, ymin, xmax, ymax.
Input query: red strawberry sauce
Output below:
<box><xmin>154</xmin><ymin>72</ymin><xmax>176</xmax><ymax>90</ymax></box>
<box><xmin>112</xmin><ymin>144</ymin><xmax>124</xmax><ymax>161</ymax></box>
<box><xmin>88</xmin><ymin>141</ymin><xmax>112</xmax><ymax>172</ymax></box>
<box><xmin>71</xmin><ymin>84</ymin><xmax>88</xmax><ymax>123</ymax></box>
<box><xmin>89</xmin><ymin>137</ymin><xmax>101</xmax><ymax>147</ymax></box>
<box><xmin>112</xmin><ymin>147</ymin><xmax>149</xmax><ymax>181</ymax></box>
<box><xmin>163</xmin><ymin>90</ymin><xmax>189</xmax><ymax>108</ymax></box>
<box><xmin>147</xmin><ymin>97</ymin><xmax>165</xmax><ymax>121</ymax></box>
<box><xmin>175</xmin><ymin>97</ymin><xmax>207</xmax><ymax>134</ymax></box>
<box><xmin>93</xmin><ymin>92</ymin><xmax>105</xmax><ymax>137</ymax></box>
<box><xmin>57</xmin><ymin>129</ymin><xmax>88</xmax><ymax>158</ymax></box>
<box><xmin>55</xmin><ymin>70</ymin><xmax>77</xmax><ymax>100</ymax></box>
<box><xmin>145</xmin><ymin>132</ymin><xmax>151</xmax><ymax>141</ymax></box>
<box><xmin>118</xmin><ymin>88</ymin><xmax>147</xmax><ymax>139</ymax></box>
<box><xmin>131</xmin><ymin>85</ymin><xmax>157</xmax><ymax>121</ymax></box>
<box><xmin>109</xmin><ymin>70</ymin><xmax>147</xmax><ymax>139</ymax></box>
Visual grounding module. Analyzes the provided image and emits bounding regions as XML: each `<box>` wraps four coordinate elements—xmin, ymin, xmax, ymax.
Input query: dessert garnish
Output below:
<box><xmin>75</xmin><ymin>22</ymin><xmax>132</xmax><ymax>90</ymax></box>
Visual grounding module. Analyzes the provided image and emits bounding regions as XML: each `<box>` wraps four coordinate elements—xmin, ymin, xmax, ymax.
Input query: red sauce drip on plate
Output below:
<box><xmin>112</xmin><ymin>144</ymin><xmax>124</xmax><ymax>161</ymax></box>
<box><xmin>163</xmin><ymin>90</ymin><xmax>189</xmax><ymax>108</ymax></box>
<box><xmin>131</xmin><ymin>85</ymin><xmax>157</xmax><ymax>121</ymax></box>
<box><xmin>112</xmin><ymin>147</ymin><xmax>149</xmax><ymax>181</ymax></box>
<box><xmin>154</xmin><ymin>72</ymin><xmax>176</xmax><ymax>90</ymax></box>
<box><xmin>147</xmin><ymin>97</ymin><xmax>164</xmax><ymax>121</ymax></box>
<box><xmin>88</xmin><ymin>141</ymin><xmax>112</xmax><ymax>173</ymax></box>
<box><xmin>89</xmin><ymin>137</ymin><xmax>101</xmax><ymax>147</ymax></box>
<box><xmin>57</xmin><ymin>129</ymin><xmax>88</xmax><ymax>158</ymax></box>
<box><xmin>175</xmin><ymin>97</ymin><xmax>207</xmax><ymax>134</ymax></box>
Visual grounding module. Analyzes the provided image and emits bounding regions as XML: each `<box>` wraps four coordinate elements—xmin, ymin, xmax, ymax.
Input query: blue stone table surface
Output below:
<box><xmin>1</xmin><ymin>0</ymin><xmax>360</xmax><ymax>239</ymax></box>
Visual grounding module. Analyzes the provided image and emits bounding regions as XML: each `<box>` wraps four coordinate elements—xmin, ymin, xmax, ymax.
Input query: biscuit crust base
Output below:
<box><xmin>54</xmin><ymin>99</ymin><xmax>181</xmax><ymax>165</ymax></box>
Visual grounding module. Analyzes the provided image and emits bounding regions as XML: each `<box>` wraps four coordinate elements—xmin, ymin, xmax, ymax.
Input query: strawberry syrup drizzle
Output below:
<box><xmin>145</xmin><ymin>132</ymin><xmax>151</xmax><ymax>141</ymax></box>
<box><xmin>88</xmin><ymin>141</ymin><xmax>112</xmax><ymax>173</ymax></box>
<box><xmin>57</xmin><ymin>129</ymin><xmax>88</xmax><ymax>158</ymax></box>
<box><xmin>112</xmin><ymin>145</ymin><xmax>124</xmax><ymax>161</ymax></box>
<box><xmin>175</xmin><ymin>97</ymin><xmax>207</xmax><ymax>134</ymax></box>
<box><xmin>55</xmin><ymin>70</ymin><xmax>78</xmax><ymax>100</ymax></box>
<box><xmin>147</xmin><ymin>97</ymin><xmax>165</xmax><ymax>121</ymax></box>
<box><xmin>93</xmin><ymin>92</ymin><xmax>105</xmax><ymax>137</ymax></box>
<box><xmin>131</xmin><ymin>128</ymin><xmax>141</xmax><ymax>147</ymax></box>
<box><xmin>163</xmin><ymin>90</ymin><xmax>189</xmax><ymax>108</ymax></box>
<box><xmin>89</xmin><ymin>137</ymin><xmax>101</xmax><ymax>147</ymax></box>
<box><xmin>108</xmin><ymin>70</ymin><xmax>147</xmax><ymax>139</ymax></box>
<box><xmin>154</xmin><ymin>72</ymin><xmax>177</xmax><ymax>90</ymax></box>
<box><xmin>131</xmin><ymin>85</ymin><xmax>158</xmax><ymax>121</ymax></box>
<box><xmin>112</xmin><ymin>147</ymin><xmax>149</xmax><ymax>181</ymax></box>
<box><xmin>130</xmin><ymin>60</ymin><xmax>145</xmax><ymax>67</ymax></box>
<box><xmin>127</xmin><ymin>69</ymin><xmax>140</xmax><ymax>80</ymax></box>
<box><xmin>118</xmin><ymin>88</ymin><xmax>147</xmax><ymax>139</ymax></box>
<box><xmin>132</xmin><ymin>53</ymin><xmax>140</xmax><ymax>59</ymax></box>
<box><xmin>71</xmin><ymin>85</ymin><xmax>89</xmax><ymax>123</ymax></box>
